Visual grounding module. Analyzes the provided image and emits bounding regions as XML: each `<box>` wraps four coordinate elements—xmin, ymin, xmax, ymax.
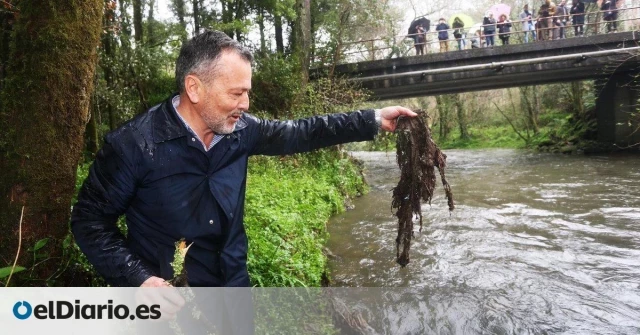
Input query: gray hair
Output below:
<box><xmin>175</xmin><ymin>30</ymin><xmax>253</xmax><ymax>93</ymax></box>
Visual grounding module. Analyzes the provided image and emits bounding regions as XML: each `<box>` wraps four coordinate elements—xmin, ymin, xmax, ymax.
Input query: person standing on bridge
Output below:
<box><xmin>538</xmin><ymin>0</ymin><xmax>552</xmax><ymax>40</ymax></box>
<box><xmin>452</xmin><ymin>17</ymin><xmax>466</xmax><ymax>50</ymax></box>
<box><xmin>571</xmin><ymin>0</ymin><xmax>586</xmax><ymax>36</ymax></box>
<box><xmin>483</xmin><ymin>12</ymin><xmax>497</xmax><ymax>47</ymax></box>
<box><xmin>497</xmin><ymin>14</ymin><xmax>512</xmax><ymax>45</ymax></box>
<box><xmin>520</xmin><ymin>4</ymin><xmax>536</xmax><ymax>43</ymax></box>
<box><xmin>436</xmin><ymin>18</ymin><xmax>450</xmax><ymax>52</ymax></box>
<box><xmin>556</xmin><ymin>0</ymin><xmax>569</xmax><ymax>39</ymax></box>
<box><xmin>414</xmin><ymin>24</ymin><xmax>426</xmax><ymax>55</ymax></box>
<box><xmin>70</xmin><ymin>29</ymin><xmax>418</xmax><ymax>290</ymax></box>
<box><xmin>601</xmin><ymin>0</ymin><xmax>618</xmax><ymax>33</ymax></box>
<box><xmin>548</xmin><ymin>1</ymin><xmax>559</xmax><ymax>40</ymax></box>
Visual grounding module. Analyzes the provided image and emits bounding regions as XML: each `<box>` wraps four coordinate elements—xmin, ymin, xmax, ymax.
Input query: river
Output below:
<box><xmin>326</xmin><ymin>149</ymin><xmax>640</xmax><ymax>334</ymax></box>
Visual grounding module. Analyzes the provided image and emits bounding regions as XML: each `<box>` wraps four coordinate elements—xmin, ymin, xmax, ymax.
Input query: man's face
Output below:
<box><xmin>198</xmin><ymin>51</ymin><xmax>251</xmax><ymax>135</ymax></box>
<box><xmin>560</xmin><ymin>0</ymin><xmax>565</xmax><ymax>6</ymax></box>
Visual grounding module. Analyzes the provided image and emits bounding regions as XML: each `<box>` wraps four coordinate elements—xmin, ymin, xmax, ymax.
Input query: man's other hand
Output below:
<box><xmin>137</xmin><ymin>276</ymin><xmax>185</xmax><ymax>320</ymax></box>
<box><xmin>378</xmin><ymin>106</ymin><xmax>418</xmax><ymax>132</ymax></box>
<box><xmin>141</xmin><ymin>276</ymin><xmax>171</xmax><ymax>287</ymax></box>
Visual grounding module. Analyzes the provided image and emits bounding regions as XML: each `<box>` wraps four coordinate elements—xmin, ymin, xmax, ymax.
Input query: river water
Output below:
<box><xmin>326</xmin><ymin>149</ymin><xmax>640</xmax><ymax>334</ymax></box>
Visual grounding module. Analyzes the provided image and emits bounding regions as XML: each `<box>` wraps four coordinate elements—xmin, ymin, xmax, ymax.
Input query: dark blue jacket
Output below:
<box><xmin>436</xmin><ymin>23</ymin><xmax>450</xmax><ymax>40</ymax></box>
<box><xmin>71</xmin><ymin>94</ymin><xmax>378</xmax><ymax>287</ymax></box>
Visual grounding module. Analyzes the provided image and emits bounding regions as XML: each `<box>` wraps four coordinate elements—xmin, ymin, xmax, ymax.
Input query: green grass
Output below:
<box><xmin>245</xmin><ymin>150</ymin><xmax>367</xmax><ymax>287</ymax></box>
<box><xmin>436</xmin><ymin>125</ymin><xmax>528</xmax><ymax>149</ymax></box>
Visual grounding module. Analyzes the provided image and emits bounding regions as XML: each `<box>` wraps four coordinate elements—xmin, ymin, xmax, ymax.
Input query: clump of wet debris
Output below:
<box><xmin>392</xmin><ymin>111</ymin><xmax>454</xmax><ymax>267</ymax></box>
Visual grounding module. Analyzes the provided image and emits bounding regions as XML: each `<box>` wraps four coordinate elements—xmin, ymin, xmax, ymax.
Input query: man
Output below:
<box><xmin>519</xmin><ymin>4</ymin><xmax>536</xmax><ymax>43</ymax></box>
<box><xmin>70</xmin><ymin>30</ymin><xmax>416</xmax><ymax>288</ymax></box>
<box><xmin>571</xmin><ymin>0</ymin><xmax>586</xmax><ymax>36</ymax></box>
<box><xmin>436</xmin><ymin>18</ymin><xmax>450</xmax><ymax>52</ymax></box>
<box><xmin>556</xmin><ymin>0</ymin><xmax>569</xmax><ymax>39</ymax></box>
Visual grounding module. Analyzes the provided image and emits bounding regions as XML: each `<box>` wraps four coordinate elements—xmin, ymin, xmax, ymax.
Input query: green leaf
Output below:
<box><xmin>0</xmin><ymin>266</ymin><xmax>26</xmax><ymax>279</ymax></box>
<box><xmin>33</xmin><ymin>238</ymin><xmax>49</xmax><ymax>252</ymax></box>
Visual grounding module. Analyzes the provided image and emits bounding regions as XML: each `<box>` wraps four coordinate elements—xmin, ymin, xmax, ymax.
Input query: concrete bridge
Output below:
<box><xmin>318</xmin><ymin>32</ymin><xmax>640</xmax><ymax>146</ymax></box>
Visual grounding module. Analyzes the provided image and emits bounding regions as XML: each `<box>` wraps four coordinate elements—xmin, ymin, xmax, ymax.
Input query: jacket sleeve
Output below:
<box><xmin>70</xmin><ymin>134</ymin><xmax>155</xmax><ymax>287</ymax></box>
<box><xmin>245</xmin><ymin>110</ymin><xmax>378</xmax><ymax>156</ymax></box>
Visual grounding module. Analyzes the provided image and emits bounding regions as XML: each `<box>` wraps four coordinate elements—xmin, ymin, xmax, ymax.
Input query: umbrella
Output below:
<box><xmin>488</xmin><ymin>4</ymin><xmax>511</xmax><ymax>19</ymax></box>
<box><xmin>470</xmin><ymin>23</ymin><xmax>483</xmax><ymax>34</ymax></box>
<box><xmin>449</xmin><ymin>13</ymin><xmax>474</xmax><ymax>29</ymax></box>
<box><xmin>408</xmin><ymin>17</ymin><xmax>431</xmax><ymax>35</ymax></box>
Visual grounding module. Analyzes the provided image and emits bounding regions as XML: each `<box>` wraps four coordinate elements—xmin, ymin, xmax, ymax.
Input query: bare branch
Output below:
<box><xmin>493</xmin><ymin>101</ymin><xmax>530</xmax><ymax>144</ymax></box>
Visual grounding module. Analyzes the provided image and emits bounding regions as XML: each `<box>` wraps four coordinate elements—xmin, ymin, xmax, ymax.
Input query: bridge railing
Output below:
<box><xmin>314</xmin><ymin>5</ymin><xmax>640</xmax><ymax>66</ymax></box>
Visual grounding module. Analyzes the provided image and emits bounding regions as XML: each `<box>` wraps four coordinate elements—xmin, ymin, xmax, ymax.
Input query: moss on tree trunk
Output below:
<box><xmin>0</xmin><ymin>0</ymin><xmax>103</xmax><ymax>286</ymax></box>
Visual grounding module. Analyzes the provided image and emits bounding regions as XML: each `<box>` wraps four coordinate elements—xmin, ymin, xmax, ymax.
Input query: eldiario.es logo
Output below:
<box><xmin>12</xmin><ymin>300</ymin><xmax>160</xmax><ymax>320</ymax></box>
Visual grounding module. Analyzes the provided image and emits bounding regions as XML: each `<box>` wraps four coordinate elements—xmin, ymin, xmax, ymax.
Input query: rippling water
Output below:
<box><xmin>327</xmin><ymin>149</ymin><xmax>640</xmax><ymax>334</ymax></box>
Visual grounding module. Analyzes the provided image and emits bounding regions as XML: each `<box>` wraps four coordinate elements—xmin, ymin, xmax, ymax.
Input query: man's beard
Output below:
<box><xmin>200</xmin><ymin>110</ymin><xmax>238</xmax><ymax>135</ymax></box>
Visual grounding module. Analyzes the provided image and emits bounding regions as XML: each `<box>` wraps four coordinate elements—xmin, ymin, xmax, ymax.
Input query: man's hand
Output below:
<box><xmin>137</xmin><ymin>276</ymin><xmax>185</xmax><ymax>320</ymax></box>
<box><xmin>377</xmin><ymin>106</ymin><xmax>418</xmax><ymax>132</ymax></box>
<box><xmin>140</xmin><ymin>276</ymin><xmax>172</xmax><ymax>287</ymax></box>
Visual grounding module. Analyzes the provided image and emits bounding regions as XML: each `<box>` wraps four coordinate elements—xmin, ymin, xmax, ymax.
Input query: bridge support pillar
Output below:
<box><xmin>595</xmin><ymin>73</ymin><xmax>640</xmax><ymax>147</ymax></box>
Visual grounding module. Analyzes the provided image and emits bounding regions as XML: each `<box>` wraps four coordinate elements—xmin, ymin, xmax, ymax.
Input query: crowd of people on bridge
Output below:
<box><xmin>410</xmin><ymin>0</ymin><xmax>624</xmax><ymax>54</ymax></box>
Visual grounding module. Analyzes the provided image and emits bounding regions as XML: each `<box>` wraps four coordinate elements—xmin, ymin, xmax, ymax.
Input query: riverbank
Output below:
<box><xmin>244</xmin><ymin>150</ymin><xmax>367</xmax><ymax>286</ymax></box>
<box><xmin>351</xmin><ymin>120</ymin><xmax>620</xmax><ymax>153</ymax></box>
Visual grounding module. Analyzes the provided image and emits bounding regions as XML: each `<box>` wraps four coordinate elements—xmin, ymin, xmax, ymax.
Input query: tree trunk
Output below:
<box><xmin>193</xmin><ymin>0</ymin><xmax>200</xmax><ymax>35</ymax></box>
<box><xmin>275</xmin><ymin>15</ymin><xmax>284</xmax><ymax>54</ymax></box>
<box><xmin>570</xmin><ymin>82</ymin><xmax>585</xmax><ymax>118</ymax></box>
<box><xmin>172</xmin><ymin>0</ymin><xmax>187</xmax><ymax>40</ymax></box>
<box><xmin>103</xmin><ymin>0</ymin><xmax>117</xmax><ymax>130</ymax></box>
<box><xmin>133</xmin><ymin>0</ymin><xmax>143</xmax><ymax>43</ymax></box>
<box><xmin>221</xmin><ymin>0</ymin><xmax>234</xmax><ymax>38</ymax></box>
<box><xmin>530</xmin><ymin>86</ymin><xmax>540</xmax><ymax>134</ymax></box>
<box><xmin>0</xmin><ymin>0</ymin><xmax>103</xmax><ymax>286</ymax></box>
<box><xmin>0</xmin><ymin>8</ymin><xmax>15</xmax><ymax>112</ymax></box>
<box><xmin>294</xmin><ymin>0</ymin><xmax>311</xmax><ymax>84</ymax></box>
<box><xmin>119</xmin><ymin>0</ymin><xmax>132</xmax><ymax>50</ymax></box>
<box><xmin>148</xmin><ymin>0</ymin><xmax>156</xmax><ymax>45</ymax></box>
<box><xmin>436</xmin><ymin>95</ymin><xmax>451</xmax><ymax>140</ymax></box>
<box><xmin>454</xmin><ymin>94</ymin><xmax>469</xmax><ymax>140</ymax></box>
<box><xmin>234</xmin><ymin>0</ymin><xmax>245</xmax><ymax>41</ymax></box>
<box><xmin>330</xmin><ymin>10</ymin><xmax>350</xmax><ymax>76</ymax></box>
<box><xmin>258</xmin><ymin>7</ymin><xmax>266</xmax><ymax>53</ymax></box>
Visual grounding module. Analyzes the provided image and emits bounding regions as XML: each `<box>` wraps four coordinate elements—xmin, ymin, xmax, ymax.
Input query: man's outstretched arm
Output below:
<box><xmin>247</xmin><ymin>106</ymin><xmax>417</xmax><ymax>156</ymax></box>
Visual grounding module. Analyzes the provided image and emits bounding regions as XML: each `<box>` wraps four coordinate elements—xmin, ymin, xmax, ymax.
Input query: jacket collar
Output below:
<box><xmin>153</xmin><ymin>93</ymin><xmax>249</xmax><ymax>144</ymax></box>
